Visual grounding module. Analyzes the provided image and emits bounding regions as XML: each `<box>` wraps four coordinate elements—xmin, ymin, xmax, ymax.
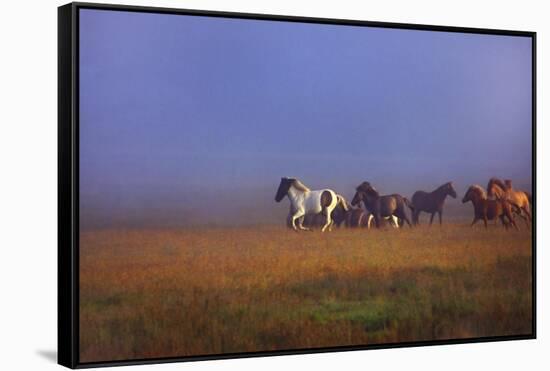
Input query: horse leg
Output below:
<box><xmin>358</xmin><ymin>214</ymin><xmax>365</xmax><ymax>228</ymax></box>
<box><xmin>291</xmin><ymin>211</ymin><xmax>306</xmax><ymax>231</ymax></box>
<box><xmin>347</xmin><ymin>212</ymin><xmax>356</xmax><ymax>228</ymax></box>
<box><xmin>522</xmin><ymin>206</ymin><xmax>532</xmax><ymax>224</ymax></box>
<box><xmin>321</xmin><ymin>209</ymin><xmax>333</xmax><ymax>232</ymax></box>
<box><xmin>513</xmin><ymin>209</ymin><xmax>528</xmax><ymax>228</ymax></box>
<box><xmin>508</xmin><ymin>216</ymin><xmax>518</xmax><ymax>230</ymax></box>
<box><xmin>298</xmin><ymin>215</ymin><xmax>312</xmax><ymax>231</ymax></box>
<box><xmin>367</xmin><ymin>214</ymin><xmax>374</xmax><ymax>229</ymax></box>
<box><xmin>483</xmin><ymin>216</ymin><xmax>488</xmax><ymax>229</ymax></box>
<box><xmin>429</xmin><ymin>213</ymin><xmax>435</xmax><ymax>225</ymax></box>
<box><xmin>507</xmin><ymin>209</ymin><xmax>519</xmax><ymax>230</ymax></box>
<box><xmin>523</xmin><ymin>215</ymin><xmax>530</xmax><ymax>228</ymax></box>
<box><xmin>373</xmin><ymin>213</ymin><xmax>381</xmax><ymax>228</ymax></box>
<box><xmin>286</xmin><ymin>212</ymin><xmax>293</xmax><ymax>229</ymax></box>
<box><xmin>390</xmin><ymin>215</ymin><xmax>399</xmax><ymax>228</ymax></box>
<box><xmin>471</xmin><ymin>217</ymin><xmax>479</xmax><ymax>227</ymax></box>
<box><xmin>500</xmin><ymin>215</ymin><xmax>509</xmax><ymax>230</ymax></box>
<box><xmin>395</xmin><ymin>208</ymin><xmax>411</xmax><ymax>228</ymax></box>
<box><xmin>326</xmin><ymin>218</ymin><xmax>334</xmax><ymax>232</ymax></box>
<box><xmin>402</xmin><ymin>214</ymin><xmax>412</xmax><ymax>228</ymax></box>
<box><xmin>438</xmin><ymin>210</ymin><xmax>443</xmax><ymax>225</ymax></box>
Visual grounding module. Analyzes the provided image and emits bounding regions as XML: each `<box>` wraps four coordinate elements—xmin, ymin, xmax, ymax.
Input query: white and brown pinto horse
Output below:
<box><xmin>275</xmin><ymin>177</ymin><xmax>347</xmax><ymax>232</ymax></box>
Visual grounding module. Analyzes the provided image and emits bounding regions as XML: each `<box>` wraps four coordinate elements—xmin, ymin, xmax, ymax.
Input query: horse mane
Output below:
<box><xmin>504</xmin><ymin>179</ymin><xmax>513</xmax><ymax>190</ymax></box>
<box><xmin>488</xmin><ymin>177</ymin><xmax>506</xmax><ymax>191</ymax></box>
<box><xmin>356</xmin><ymin>182</ymin><xmax>379</xmax><ymax>197</ymax></box>
<box><xmin>356</xmin><ymin>181</ymin><xmax>371</xmax><ymax>192</ymax></box>
<box><xmin>364</xmin><ymin>187</ymin><xmax>380</xmax><ymax>197</ymax></box>
<box><xmin>435</xmin><ymin>182</ymin><xmax>452</xmax><ymax>192</ymax></box>
<box><xmin>468</xmin><ymin>184</ymin><xmax>487</xmax><ymax>200</ymax></box>
<box><xmin>291</xmin><ymin>178</ymin><xmax>311</xmax><ymax>192</ymax></box>
<box><xmin>434</xmin><ymin>182</ymin><xmax>452</xmax><ymax>195</ymax></box>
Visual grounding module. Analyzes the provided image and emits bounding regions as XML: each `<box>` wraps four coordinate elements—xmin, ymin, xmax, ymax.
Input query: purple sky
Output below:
<box><xmin>79</xmin><ymin>9</ymin><xmax>532</xmax><ymax>227</ymax></box>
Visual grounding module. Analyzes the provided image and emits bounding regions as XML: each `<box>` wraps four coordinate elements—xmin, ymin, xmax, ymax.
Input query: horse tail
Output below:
<box><xmin>404</xmin><ymin>197</ymin><xmax>414</xmax><ymax>211</ymax></box>
<box><xmin>337</xmin><ymin>194</ymin><xmax>349</xmax><ymax>211</ymax></box>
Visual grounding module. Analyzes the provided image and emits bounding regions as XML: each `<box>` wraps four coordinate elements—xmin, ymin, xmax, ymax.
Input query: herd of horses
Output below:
<box><xmin>274</xmin><ymin>177</ymin><xmax>532</xmax><ymax>232</ymax></box>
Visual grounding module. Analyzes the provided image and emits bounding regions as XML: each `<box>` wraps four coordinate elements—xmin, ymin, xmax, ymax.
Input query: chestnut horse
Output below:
<box><xmin>487</xmin><ymin>178</ymin><xmax>531</xmax><ymax>226</ymax></box>
<box><xmin>462</xmin><ymin>185</ymin><xmax>517</xmax><ymax>230</ymax></box>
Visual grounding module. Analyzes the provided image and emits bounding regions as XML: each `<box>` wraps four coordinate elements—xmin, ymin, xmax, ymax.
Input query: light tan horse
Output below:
<box><xmin>462</xmin><ymin>185</ymin><xmax>517</xmax><ymax>230</ymax></box>
<box><xmin>487</xmin><ymin>178</ymin><xmax>531</xmax><ymax>226</ymax></box>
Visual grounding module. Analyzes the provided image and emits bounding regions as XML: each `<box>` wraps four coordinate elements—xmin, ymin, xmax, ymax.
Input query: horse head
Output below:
<box><xmin>463</xmin><ymin>185</ymin><xmax>486</xmax><ymax>204</ymax></box>
<box><xmin>487</xmin><ymin>177</ymin><xmax>506</xmax><ymax>199</ymax></box>
<box><xmin>356</xmin><ymin>181</ymin><xmax>379</xmax><ymax>197</ymax></box>
<box><xmin>356</xmin><ymin>181</ymin><xmax>372</xmax><ymax>192</ymax></box>
<box><xmin>351</xmin><ymin>190</ymin><xmax>364</xmax><ymax>207</ymax></box>
<box><xmin>275</xmin><ymin>177</ymin><xmax>293</xmax><ymax>202</ymax></box>
<box><xmin>446</xmin><ymin>182</ymin><xmax>457</xmax><ymax>198</ymax></box>
<box><xmin>504</xmin><ymin>179</ymin><xmax>513</xmax><ymax>190</ymax></box>
<box><xmin>352</xmin><ymin>182</ymin><xmax>380</xmax><ymax>208</ymax></box>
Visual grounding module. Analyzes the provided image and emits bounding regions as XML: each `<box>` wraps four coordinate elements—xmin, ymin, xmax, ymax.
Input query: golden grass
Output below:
<box><xmin>79</xmin><ymin>224</ymin><xmax>532</xmax><ymax>362</ymax></box>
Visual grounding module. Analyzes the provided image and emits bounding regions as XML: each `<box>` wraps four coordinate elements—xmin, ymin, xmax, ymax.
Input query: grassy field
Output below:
<box><xmin>79</xmin><ymin>224</ymin><xmax>532</xmax><ymax>362</ymax></box>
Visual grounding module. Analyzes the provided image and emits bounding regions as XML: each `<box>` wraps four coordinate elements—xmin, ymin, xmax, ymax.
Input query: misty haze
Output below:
<box><xmin>79</xmin><ymin>10</ymin><xmax>532</xmax><ymax>229</ymax></box>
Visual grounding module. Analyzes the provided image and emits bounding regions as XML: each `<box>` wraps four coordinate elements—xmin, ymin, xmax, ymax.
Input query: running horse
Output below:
<box><xmin>335</xmin><ymin>196</ymin><xmax>399</xmax><ymax>228</ymax></box>
<box><xmin>487</xmin><ymin>178</ymin><xmax>531</xmax><ymax>226</ymax></box>
<box><xmin>297</xmin><ymin>194</ymin><xmax>350</xmax><ymax>229</ymax></box>
<box><xmin>462</xmin><ymin>185</ymin><xmax>517</xmax><ymax>230</ymax></box>
<box><xmin>351</xmin><ymin>181</ymin><xmax>412</xmax><ymax>228</ymax></box>
<box><xmin>410</xmin><ymin>182</ymin><xmax>457</xmax><ymax>225</ymax></box>
<box><xmin>275</xmin><ymin>177</ymin><xmax>347</xmax><ymax>232</ymax></box>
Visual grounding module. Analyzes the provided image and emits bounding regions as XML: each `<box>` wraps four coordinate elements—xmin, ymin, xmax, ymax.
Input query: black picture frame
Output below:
<box><xmin>58</xmin><ymin>2</ymin><xmax>537</xmax><ymax>369</ymax></box>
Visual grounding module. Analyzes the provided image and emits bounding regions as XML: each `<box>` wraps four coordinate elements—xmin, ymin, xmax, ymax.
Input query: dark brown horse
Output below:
<box><xmin>462</xmin><ymin>185</ymin><xmax>517</xmax><ymax>230</ymax></box>
<box><xmin>351</xmin><ymin>182</ymin><xmax>412</xmax><ymax>228</ymax></box>
<box><xmin>410</xmin><ymin>182</ymin><xmax>457</xmax><ymax>225</ymax></box>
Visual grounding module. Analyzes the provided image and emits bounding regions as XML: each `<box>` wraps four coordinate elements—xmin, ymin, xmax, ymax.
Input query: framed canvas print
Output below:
<box><xmin>58</xmin><ymin>2</ymin><xmax>536</xmax><ymax>368</ymax></box>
